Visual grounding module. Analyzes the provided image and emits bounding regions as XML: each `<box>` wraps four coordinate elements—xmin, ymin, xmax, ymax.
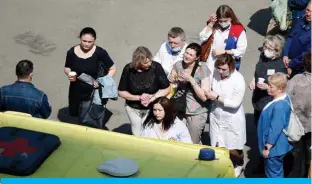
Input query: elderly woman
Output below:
<box><xmin>286</xmin><ymin>52</ymin><xmax>311</xmax><ymax>177</ymax></box>
<box><xmin>118</xmin><ymin>46</ymin><xmax>170</xmax><ymax>136</ymax></box>
<box><xmin>257</xmin><ymin>72</ymin><xmax>293</xmax><ymax>178</ymax></box>
<box><xmin>249</xmin><ymin>35</ymin><xmax>287</xmax><ymax>126</ymax></box>
<box><xmin>141</xmin><ymin>97</ymin><xmax>192</xmax><ymax>143</ymax></box>
<box><xmin>205</xmin><ymin>54</ymin><xmax>246</xmax><ymax>177</ymax></box>
<box><xmin>168</xmin><ymin>43</ymin><xmax>210</xmax><ymax>144</ymax></box>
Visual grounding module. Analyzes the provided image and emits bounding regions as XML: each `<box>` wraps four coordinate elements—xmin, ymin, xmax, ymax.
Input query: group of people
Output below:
<box><xmin>0</xmin><ymin>2</ymin><xmax>310</xmax><ymax>179</ymax></box>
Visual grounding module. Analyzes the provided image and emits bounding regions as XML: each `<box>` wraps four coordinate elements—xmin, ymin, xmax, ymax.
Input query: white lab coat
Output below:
<box><xmin>140</xmin><ymin>118</ymin><xmax>192</xmax><ymax>143</ymax></box>
<box><xmin>153</xmin><ymin>42</ymin><xmax>187</xmax><ymax>76</ymax></box>
<box><xmin>199</xmin><ymin>26</ymin><xmax>247</xmax><ymax>79</ymax></box>
<box><xmin>209</xmin><ymin>70</ymin><xmax>246</xmax><ymax>150</ymax></box>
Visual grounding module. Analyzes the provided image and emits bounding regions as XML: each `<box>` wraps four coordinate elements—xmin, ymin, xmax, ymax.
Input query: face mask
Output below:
<box><xmin>219</xmin><ymin>22</ymin><xmax>231</xmax><ymax>29</ymax></box>
<box><xmin>264</xmin><ymin>49</ymin><xmax>275</xmax><ymax>59</ymax></box>
<box><xmin>171</xmin><ymin>46</ymin><xmax>182</xmax><ymax>53</ymax></box>
<box><xmin>167</xmin><ymin>42</ymin><xmax>182</xmax><ymax>53</ymax></box>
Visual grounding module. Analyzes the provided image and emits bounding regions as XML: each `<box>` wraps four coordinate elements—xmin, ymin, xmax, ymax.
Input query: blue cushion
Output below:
<box><xmin>0</xmin><ymin>127</ymin><xmax>61</xmax><ymax>176</ymax></box>
<box><xmin>97</xmin><ymin>158</ymin><xmax>138</xmax><ymax>177</ymax></box>
<box><xmin>198</xmin><ymin>148</ymin><xmax>215</xmax><ymax>161</ymax></box>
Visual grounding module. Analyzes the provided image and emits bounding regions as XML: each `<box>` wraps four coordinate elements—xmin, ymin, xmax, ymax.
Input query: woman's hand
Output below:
<box><xmin>208</xmin><ymin>14</ymin><xmax>217</xmax><ymax>25</ymax></box>
<box><xmin>283</xmin><ymin>56</ymin><xmax>290</xmax><ymax>67</ymax></box>
<box><xmin>257</xmin><ymin>83</ymin><xmax>268</xmax><ymax>90</ymax></box>
<box><xmin>249</xmin><ymin>79</ymin><xmax>256</xmax><ymax>90</ymax></box>
<box><xmin>140</xmin><ymin>93</ymin><xmax>153</xmax><ymax>107</ymax></box>
<box><xmin>180</xmin><ymin>71</ymin><xmax>192</xmax><ymax>82</ymax></box>
<box><xmin>205</xmin><ymin>91</ymin><xmax>218</xmax><ymax>100</ymax></box>
<box><xmin>287</xmin><ymin>68</ymin><xmax>292</xmax><ymax>77</ymax></box>
<box><xmin>212</xmin><ymin>49</ymin><xmax>225</xmax><ymax>57</ymax></box>
<box><xmin>68</xmin><ymin>75</ymin><xmax>76</xmax><ymax>82</ymax></box>
<box><xmin>93</xmin><ymin>81</ymin><xmax>99</xmax><ymax>88</ymax></box>
<box><xmin>262</xmin><ymin>150</ymin><xmax>270</xmax><ymax>158</ymax></box>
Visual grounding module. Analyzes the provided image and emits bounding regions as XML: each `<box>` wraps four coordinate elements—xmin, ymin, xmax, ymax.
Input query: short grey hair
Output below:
<box><xmin>168</xmin><ymin>27</ymin><xmax>186</xmax><ymax>41</ymax></box>
<box><xmin>263</xmin><ymin>34</ymin><xmax>285</xmax><ymax>58</ymax></box>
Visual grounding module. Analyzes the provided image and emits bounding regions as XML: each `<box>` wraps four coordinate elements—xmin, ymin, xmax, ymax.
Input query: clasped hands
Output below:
<box><xmin>139</xmin><ymin>93</ymin><xmax>155</xmax><ymax>107</ymax></box>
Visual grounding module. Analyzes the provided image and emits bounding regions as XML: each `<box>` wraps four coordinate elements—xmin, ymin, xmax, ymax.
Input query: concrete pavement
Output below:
<box><xmin>0</xmin><ymin>0</ymin><xmax>273</xmax><ymax>177</ymax></box>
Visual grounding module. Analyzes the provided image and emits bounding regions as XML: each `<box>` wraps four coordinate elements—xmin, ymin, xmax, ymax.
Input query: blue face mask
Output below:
<box><xmin>167</xmin><ymin>42</ymin><xmax>182</xmax><ymax>54</ymax></box>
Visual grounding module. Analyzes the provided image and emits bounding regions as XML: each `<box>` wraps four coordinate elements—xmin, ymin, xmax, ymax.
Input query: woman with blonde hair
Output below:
<box><xmin>257</xmin><ymin>72</ymin><xmax>293</xmax><ymax>178</ymax></box>
<box><xmin>118</xmin><ymin>46</ymin><xmax>170</xmax><ymax>136</ymax></box>
<box><xmin>249</xmin><ymin>34</ymin><xmax>287</xmax><ymax>126</ymax></box>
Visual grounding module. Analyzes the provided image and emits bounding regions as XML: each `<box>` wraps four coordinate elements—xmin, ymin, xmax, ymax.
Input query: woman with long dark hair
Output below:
<box><xmin>199</xmin><ymin>5</ymin><xmax>247</xmax><ymax>76</ymax></box>
<box><xmin>168</xmin><ymin>43</ymin><xmax>210</xmax><ymax>144</ymax></box>
<box><xmin>141</xmin><ymin>97</ymin><xmax>192</xmax><ymax>143</ymax></box>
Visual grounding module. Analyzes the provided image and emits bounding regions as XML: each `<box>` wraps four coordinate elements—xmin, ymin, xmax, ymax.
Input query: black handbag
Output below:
<box><xmin>171</xmin><ymin>62</ymin><xmax>199</xmax><ymax>114</ymax></box>
<box><xmin>78</xmin><ymin>86</ymin><xmax>112</xmax><ymax>129</ymax></box>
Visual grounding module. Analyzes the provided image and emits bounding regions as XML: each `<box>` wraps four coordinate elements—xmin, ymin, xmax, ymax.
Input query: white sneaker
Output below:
<box><xmin>234</xmin><ymin>165</ymin><xmax>243</xmax><ymax>178</ymax></box>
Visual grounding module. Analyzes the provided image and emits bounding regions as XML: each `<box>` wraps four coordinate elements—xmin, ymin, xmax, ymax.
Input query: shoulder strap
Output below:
<box><xmin>282</xmin><ymin>98</ymin><xmax>294</xmax><ymax>112</ymax></box>
<box><xmin>191</xmin><ymin>61</ymin><xmax>200</xmax><ymax>77</ymax></box>
<box><xmin>187</xmin><ymin>62</ymin><xmax>200</xmax><ymax>92</ymax></box>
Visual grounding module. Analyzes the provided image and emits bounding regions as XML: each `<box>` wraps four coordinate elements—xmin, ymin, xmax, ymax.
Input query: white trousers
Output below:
<box><xmin>125</xmin><ymin>105</ymin><xmax>149</xmax><ymax>136</ymax></box>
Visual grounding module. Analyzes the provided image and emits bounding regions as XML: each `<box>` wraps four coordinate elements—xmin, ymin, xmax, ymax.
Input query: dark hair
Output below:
<box><xmin>16</xmin><ymin>60</ymin><xmax>34</xmax><ymax>78</ymax></box>
<box><xmin>143</xmin><ymin>97</ymin><xmax>176</xmax><ymax>131</ymax></box>
<box><xmin>214</xmin><ymin>5</ymin><xmax>243</xmax><ymax>29</ymax></box>
<box><xmin>186</xmin><ymin>43</ymin><xmax>201</xmax><ymax>58</ymax></box>
<box><xmin>79</xmin><ymin>27</ymin><xmax>96</xmax><ymax>39</ymax></box>
<box><xmin>304</xmin><ymin>51</ymin><xmax>311</xmax><ymax>73</ymax></box>
<box><xmin>214</xmin><ymin>54</ymin><xmax>236</xmax><ymax>73</ymax></box>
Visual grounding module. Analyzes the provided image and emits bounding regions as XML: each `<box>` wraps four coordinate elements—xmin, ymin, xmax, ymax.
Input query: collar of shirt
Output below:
<box><xmin>15</xmin><ymin>81</ymin><xmax>34</xmax><ymax>88</ymax></box>
<box><xmin>301</xmin><ymin>17</ymin><xmax>311</xmax><ymax>31</ymax></box>
<box><xmin>262</xmin><ymin>93</ymin><xmax>287</xmax><ymax>111</ymax></box>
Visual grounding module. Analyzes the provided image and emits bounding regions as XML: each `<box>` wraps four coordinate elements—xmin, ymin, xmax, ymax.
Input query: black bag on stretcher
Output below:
<box><xmin>0</xmin><ymin>127</ymin><xmax>61</xmax><ymax>176</ymax></box>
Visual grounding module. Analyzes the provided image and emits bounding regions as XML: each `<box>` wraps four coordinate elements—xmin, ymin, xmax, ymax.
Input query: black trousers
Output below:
<box><xmin>285</xmin><ymin>133</ymin><xmax>311</xmax><ymax>177</ymax></box>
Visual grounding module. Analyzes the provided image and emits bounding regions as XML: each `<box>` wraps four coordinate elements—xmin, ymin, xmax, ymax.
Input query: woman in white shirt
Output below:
<box><xmin>205</xmin><ymin>54</ymin><xmax>246</xmax><ymax>177</ymax></box>
<box><xmin>199</xmin><ymin>5</ymin><xmax>247</xmax><ymax>77</ymax></box>
<box><xmin>140</xmin><ymin>97</ymin><xmax>192</xmax><ymax>143</ymax></box>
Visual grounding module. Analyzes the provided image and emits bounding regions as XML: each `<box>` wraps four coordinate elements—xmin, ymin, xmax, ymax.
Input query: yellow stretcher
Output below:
<box><xmin>0</xmin><ymin>111</ymin><xmax>235</xmax><ymax>178</ymax></box>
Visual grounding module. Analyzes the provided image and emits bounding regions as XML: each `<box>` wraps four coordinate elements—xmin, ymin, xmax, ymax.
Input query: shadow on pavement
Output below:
<box><xmin>57</xmin><ymin>106</ymin><xmax>111</xmax><ymax>131</ymax></box>
<box><xmin>113</xmin><ymin>123</ymin><xmax>132</xmax><ymax>135</ymax></box>
<box><xmin>244</xmin><ymin>113</ymin><xmax>265</xmax><ymax>178</ymax></box>
<box><xmin>57</xmin><ymin>107</ymin><xmax>79</xmax><ymax>125</ymax></box>
<box><xmin>247</xmin><ymin>8</ymin><xmax>271</xmax><ymax>36</ymax></box>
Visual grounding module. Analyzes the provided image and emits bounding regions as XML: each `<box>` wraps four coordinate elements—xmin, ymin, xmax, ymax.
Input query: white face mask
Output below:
<box><xmin>219</xmin><ymin>22</ymin><xmax>231</xmax><ymax>29</ymax></box>
<box><xmin>264</xmin><ymin>49</ymin><xmax>275</xmax><ymax>59</ymax></box>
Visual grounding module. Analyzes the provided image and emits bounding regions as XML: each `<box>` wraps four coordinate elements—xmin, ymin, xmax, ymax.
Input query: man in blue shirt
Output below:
<box><xmin>288</xmin><ymin>0</ymin><xmax>310</xmax><ymax>29</ymax></box>
<box><xmin>283</xmin><ymin>1</ymin><xmax>311</xmax><ymax>77</ymax></box>
<box><xmin>0</xmin><ymin>60</ymin><xmax>51</xmax><ymax>118</ymax></box>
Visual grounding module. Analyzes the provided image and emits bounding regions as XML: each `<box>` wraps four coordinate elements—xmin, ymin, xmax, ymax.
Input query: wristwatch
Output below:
<box><xmin>264</xmin><ymin>146</ymin><xmax>268</xmax><ymax>150</ymax></box>
<box><xmin>216</xmin><ymin>95</ymin><xmax>219</xmax><ymax>100</ymax></box>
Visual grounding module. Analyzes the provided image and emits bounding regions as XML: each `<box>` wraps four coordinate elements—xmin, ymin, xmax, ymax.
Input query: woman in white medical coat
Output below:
<box><xmin>140</xmin><ymin>97</ymin><xmax>192</xmax><ymax>143</ymax></box>
<box><xmin>205</xmin><ymin>54</ymin><xmax>246</xmax><ymax>177</ymax></box>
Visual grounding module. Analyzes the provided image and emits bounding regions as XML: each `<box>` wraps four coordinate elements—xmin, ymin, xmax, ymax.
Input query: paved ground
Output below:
<box><xmin>0</xmin><ymin>0</ymin><xmax>273</xmax><ymax>178</ymax></box>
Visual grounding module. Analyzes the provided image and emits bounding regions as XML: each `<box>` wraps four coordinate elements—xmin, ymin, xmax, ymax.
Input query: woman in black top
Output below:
<box><xmin>118</xmin><ymin>46</ymin><xmax>170</xmax><ymax>136</ymax></box>
<box><xmin>64</xmin><ymin>27</ymin><xmax>116</xmax><ymax>116</ymax></box>
<box><xmin>249</xmin><ymin>34</ymin><xmax>287</xmax><ymax>125</ymax></box>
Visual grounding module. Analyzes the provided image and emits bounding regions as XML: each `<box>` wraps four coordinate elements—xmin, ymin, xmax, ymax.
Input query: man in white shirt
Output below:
<box><xmin>153</xmin><ymin>27</ymin><xmax>187</xmax><ymax>76</ymax></box>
